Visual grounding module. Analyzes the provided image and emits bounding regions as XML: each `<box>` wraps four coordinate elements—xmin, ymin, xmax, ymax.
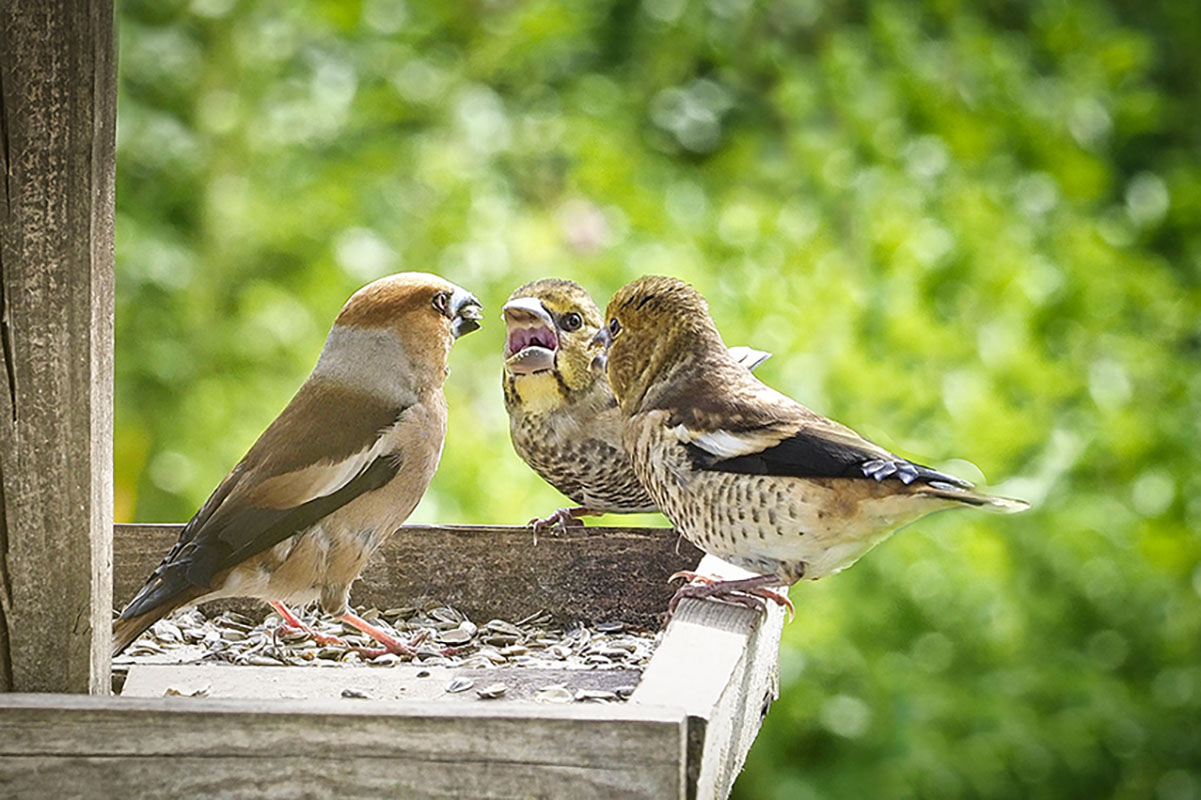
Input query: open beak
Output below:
<box><xmin>589</xmin><ymin>327</ymin><xmax>610</xmax><ymax>375</ymax></box>
<box><xmin>451</xmin><ymin>289</ymin><xmax>483</xmax><ymax>339</ymax></box>
<box><xmin>502</xmin><ymin>297</ymin><xmax>559</xmax><ymax>376</ymax></box>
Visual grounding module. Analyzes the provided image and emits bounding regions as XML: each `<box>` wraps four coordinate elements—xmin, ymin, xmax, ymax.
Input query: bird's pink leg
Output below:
<box><xmin>667</xmin><ymin>572</ymin><xmax>794</xmax><ymax>619</ymax></box>
<box><xmin>339</xmin><ymin>610</ymin><xmax>446</xmax><ymax>659</ymax></box>
<box><xmin>268</xmin><ymin>601</ymin><xmax>350</xmax><ymax>647</ymax></box>
<box><xmin>528</xmin><ymin>506</ymin><xmax>602</xmax><ymax>537</ymax></box>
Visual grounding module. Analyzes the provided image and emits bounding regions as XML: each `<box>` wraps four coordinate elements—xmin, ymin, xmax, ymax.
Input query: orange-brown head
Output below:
<box><xmin>592</xmin><ymin>275</ymin><xmax>727</xmax><ymax>415</ymax></box>
<box><xmin>338</xmin><ymin>271</ymin><xmax>480</xmax><ymax>351</ymax></box>
<box><xmin>318</xmin><ymin>272</ymin><xmax>482</xmax><ymax>397</ymax></box>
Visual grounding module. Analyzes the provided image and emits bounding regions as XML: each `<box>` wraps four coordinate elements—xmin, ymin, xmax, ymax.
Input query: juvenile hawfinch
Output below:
<box><xmin>591</xmin><ymin>275</ymin><xmax>1027</xmax><ymax>614</ymax></box>
<box><xmin>501</xmin><ymin>278</ymin><xmax>769</xmax><ymax>533</ymax></box>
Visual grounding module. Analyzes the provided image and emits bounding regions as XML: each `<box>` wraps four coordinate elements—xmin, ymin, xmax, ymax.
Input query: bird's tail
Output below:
<box><xmin>728</xmin><ymin>345</ymin><xmax>772</xmax><ymax>372</ymax></box>
<box><xmin>923</xmin><ymin>481</ymin><xmax>1030</xmax><ymax>514</ymax></box>
<box><xmin>112</xmin><ymin>586</ymin><xmax>206</xmax><ymax>658</ymax></box>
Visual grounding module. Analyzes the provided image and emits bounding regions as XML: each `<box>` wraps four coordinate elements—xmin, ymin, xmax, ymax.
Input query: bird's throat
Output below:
<box><xmin>513</xmin><ymin>371</ymin><xmax>565</xmax><ymax>414</ymax></box>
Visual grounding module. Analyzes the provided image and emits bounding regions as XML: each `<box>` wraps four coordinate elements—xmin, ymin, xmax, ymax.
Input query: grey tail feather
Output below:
<box><xmin>924</xmin><ymin>481</ymin><xmax>1030</xmax><ymax>514</ymax></box>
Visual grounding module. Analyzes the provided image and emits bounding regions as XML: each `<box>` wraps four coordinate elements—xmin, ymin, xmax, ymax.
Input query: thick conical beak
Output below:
<box><xmin>502</xmin><ymin>297</ymin><xmax>558</xmax><ymax>375</ymax></box>
<box><xmin>502</xmin><ymin>297</ymin><xmax>555</xmax><ymax>329</ymax></box>
<box><xmin>451</xmin><ymin>289</ymin><xmax>483</xmax><ymax>339</ymax></box>
<box><xmin>589</xmin><ymin>327</ymin><xmax>610</xmax><ymax>375</ymax></box>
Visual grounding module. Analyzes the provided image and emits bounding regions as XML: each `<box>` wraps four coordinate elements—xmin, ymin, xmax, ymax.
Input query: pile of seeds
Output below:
<box><xmin>117</xmin><ymin>603</ymin><xmax>660</xmax><ymax>674</ymax></box>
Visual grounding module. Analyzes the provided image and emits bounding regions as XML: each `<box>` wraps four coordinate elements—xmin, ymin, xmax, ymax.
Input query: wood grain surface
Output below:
<box><xmin>0</xmin><ymin>0</ymin><xmax>116</xmax><ymax>694</ymax></box>
<box><xmin>632</xmin><ymin>555</ymin><xmax>787</xmax><ymax>800</ymax></box>
<box><xmin>0</xmin><ymin>694</ymin><xmax>687</xmax><ymax>798</ymax></box>
<box><xmin>115</xmin><ymin>523</ymin><xmax>704</xmax><ymax>628</ymax></box>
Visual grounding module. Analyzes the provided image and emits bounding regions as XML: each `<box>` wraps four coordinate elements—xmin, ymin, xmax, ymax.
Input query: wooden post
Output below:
<box><xmin>0</xmin><ymin>0</ymin><xmax>116</xmax><ymax>693</ymax></box>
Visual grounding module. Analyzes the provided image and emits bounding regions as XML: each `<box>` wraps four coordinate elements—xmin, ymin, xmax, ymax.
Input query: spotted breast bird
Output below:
<box><xmin>592</xmin><ymin>275</ymin><xmax>1028</xmax><ymax>613</ymax></box>
<box><xmin>113</xmin><ymin>273</ymin><xmax>483</xmax><ymax>657</ymax></box>
<box><xmin>501</xmin><ymin>278</ymin><xmax>769</xmax><ymax>533</ymax></box>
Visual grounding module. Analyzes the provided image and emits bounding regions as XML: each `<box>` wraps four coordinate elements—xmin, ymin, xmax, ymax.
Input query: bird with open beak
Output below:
<box><xmin>592</xmin><ymin>275</ymin><xmax>1028</xmax><ymax>614</ymax></box>
<box><xmin>501</xmin><ymin>278</ymin><xmax>769</xmax><ymax>533</ymax></box>
<box><xmin>113</xmin><ymin>272</ymin><xmax>483</xmax><ymax>658</ymax></box>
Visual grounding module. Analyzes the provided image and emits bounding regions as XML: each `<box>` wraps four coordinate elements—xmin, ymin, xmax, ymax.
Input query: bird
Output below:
<box><xmin>501</xmin><ymin>278</ymin><xmax>770</xmax><ymax>533</ymax></box>
<box><xmin>112</xmin><ymin>272</ymin><xmax>483</xmax><ymax>657</ymax></box>
<box><xmin>590</xmin><ymin>275</ymin><xmax>1028</xmax><ymax>614</ymax></box>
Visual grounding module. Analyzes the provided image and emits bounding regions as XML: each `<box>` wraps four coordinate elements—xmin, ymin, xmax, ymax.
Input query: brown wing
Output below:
<box><xmin>117</xmin><ymin>381</ymin><xmax>407</xmax><ymax>620</ymax></box>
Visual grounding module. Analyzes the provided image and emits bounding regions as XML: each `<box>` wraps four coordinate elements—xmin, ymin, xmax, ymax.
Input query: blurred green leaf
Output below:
<box><xmin>114</xmin><ymin>0</ymin><xmax>1201</xmax><ymax>796</ymax></box>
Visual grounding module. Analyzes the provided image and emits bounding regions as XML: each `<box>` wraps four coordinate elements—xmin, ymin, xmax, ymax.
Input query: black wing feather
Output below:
<box><xmin>686</xmin><ymin>427</ymin><xmax>971</xmax><ymax>488</ymax></box>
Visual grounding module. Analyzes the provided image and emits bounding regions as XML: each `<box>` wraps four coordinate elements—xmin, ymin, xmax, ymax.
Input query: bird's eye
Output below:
<box><xmin>562</xmin><ymin>312</ymin><xmax>583</xmax><ymax>332</ymax></box>
<box><xmin>608</xmin><ymin>318</ymin><xmax>621</xmax><ymax>337</ymax></box>
<box><xmin>432</xmin><ymin>291</ymin><xmax>450</xmax><ymax>314</ymax></box>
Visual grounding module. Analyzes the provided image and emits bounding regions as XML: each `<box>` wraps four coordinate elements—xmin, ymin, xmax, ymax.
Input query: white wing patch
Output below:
<box><xmin>311</xmin><ymin>434</ymin><xmax>397</xmax><ymax>499</ymax></box>
<box><xmin>669</xmin><ymin>424</ymin><xmax>770</xmax><ymax>459</ymax></box>
<box><xmin>254</xmin><ymin>415</ymin><xmax>405</xmax><ymax>509</ymax></box>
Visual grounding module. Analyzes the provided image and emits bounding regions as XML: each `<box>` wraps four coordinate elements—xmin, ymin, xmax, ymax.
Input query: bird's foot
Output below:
<box><xmin>668</xmin><ymin>570</ymin><xmax>716</xmax><ymax>586</ymax></box>
<box><xmin>339</xmin><ymin>612</ymin><xmax>456</xmax><ymax>659</ymax></box>
<box><xmin>528</xmin><ymin>506</ymin><xmax>598</xmax><ymax>539</ymax></box>
<box><xmin>304</xmin><ymin>628</ymin><xmax>352</xmax><ymax>648</ymax></box>
<box><xmin>667</xmin><ymin>572</ymin><xmax>794</xmax><ymax>619</ymax></box>
<box><xmin>269</xmin><ymin>601</ymin><xmax>352</xmax><ymax>648</ymax></box>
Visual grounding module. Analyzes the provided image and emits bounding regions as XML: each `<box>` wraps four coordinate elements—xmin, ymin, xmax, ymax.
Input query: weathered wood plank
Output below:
<box><xmin>0</xmin><ymin>757</ymin><xmax>662</xmax><ymax>799</ymax></box>
<box><xmin>0</xmin><ymin>694</ymin><xmax>687</xmax><ymax>799</ymax></box>
<box><xmin>0</xmin><ymin>0</ymin><xmax>117</xmax><ymax>693</ymax></box>
<box><xmin>115</xmin><ymin>523</ymin><xmax>703</xmax><ymax>627</ymax></box>
<box><xmin>631</xmin><ymin>556</ymin><xmax>787</xmax><ymax>800</ymax></box>
<box><xmin>120</xmin><ymin>662</ymin><xmax>642</xmax><ymax>704</ymax></box>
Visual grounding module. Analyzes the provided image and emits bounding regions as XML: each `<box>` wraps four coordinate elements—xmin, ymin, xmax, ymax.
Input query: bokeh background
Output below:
<box><xmin>115</xmin><ymin>0</ymin><xmax>1200</xmax><ymax>797</ymax></box>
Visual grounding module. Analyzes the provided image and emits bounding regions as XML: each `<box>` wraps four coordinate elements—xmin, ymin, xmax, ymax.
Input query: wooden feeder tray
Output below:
<box><xmin>0</xmin><ymin>524</ymin><xmax>787</xmax><ymax>799</ymax></box>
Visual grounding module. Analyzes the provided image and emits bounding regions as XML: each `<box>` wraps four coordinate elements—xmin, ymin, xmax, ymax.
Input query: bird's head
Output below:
<box><xmin>329</xmin><ymin>272</ymin><xmax>482</xmax><ymax>383</ymax></box>
<box><xmin>592</xmin><ymin>275</ymin><xmax>725</xmax><ymax>414</ymax></box>
<box><xmin>501</xmin><ymin>279</ymin><xmax>604</xmax><ymax>408</ymax></box>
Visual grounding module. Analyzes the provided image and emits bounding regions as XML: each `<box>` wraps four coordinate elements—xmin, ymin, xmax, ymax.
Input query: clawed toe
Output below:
<box><xmin>668</xmin><ymin>570</ymin><xmax>716</xmax><ymax>585</ymax></box>
<box><xmin>309</xmin><ymin>631</ymin><xmax>350</xmax><ymax>647</ymax></box>
<box><xmin>665</xmin><ymin>572</ymin><xmax>792</xmax><ymax>619</ymax></box>
<box><xmin>354</xmin><ymin>642</ymin><xmax>415</xmax><ymax>660</ymax></box>
<box><xmin>527</xmin><ymin>515</ymin><xmax>555</xmax><ymax>535</ymax></box>
<box><xmin>751</xmin><ymin>587</ymin><xmax>795</xmax><ymax>620</ymax></box>
<box><xmin>270</xmin><ymin>603</ymin><xmax>351</xmax><ymax>648</ymax></box>
<box><xmin>529</xmin><ymin>507</ymin><xmax>588</xmax><ymax>538</ymax></box>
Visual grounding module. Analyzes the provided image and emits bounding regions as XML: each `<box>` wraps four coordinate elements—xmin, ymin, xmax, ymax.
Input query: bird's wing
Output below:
<box><xmin>671</xmin><ymin>396</ymin><xmax>972</xmax><ymax>488</ymax></box>
<box><xmin>119</xmin><ymin>384</ymin><xmax>408</xmax><ymax>619</ymax></box>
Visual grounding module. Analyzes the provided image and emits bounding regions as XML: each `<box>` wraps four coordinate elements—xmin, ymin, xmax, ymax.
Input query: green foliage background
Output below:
<box><xmin>115</xmin><ymin>0</ymin><xmax>1200</xmax><ymax>796</ymax></box>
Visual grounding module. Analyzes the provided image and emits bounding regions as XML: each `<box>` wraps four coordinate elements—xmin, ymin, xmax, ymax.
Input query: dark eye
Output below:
<box><xmin>608</xmin><ymin>318</ymin><xmax>621</xmax><ymax>336</ymax></box>
<box><xmin>432</xmin><ymin>291</ymin><xmax>450</xmax><ymax>314</ymax></box>
<box><xmin>562</xmin><ymin>312</ymin><xmax>583</xmax><ymax>332</ymax></box>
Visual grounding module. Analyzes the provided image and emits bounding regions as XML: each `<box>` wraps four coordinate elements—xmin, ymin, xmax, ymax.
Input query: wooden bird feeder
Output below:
<box><xmin>3</xmin><ymin>525</ymin><xmax>787</xmax><ymax>799</ymax></box>
<box><xmin>0</xmin><ymin>3</ymin><xmax>786</xmax><ymax>798</ymax></box>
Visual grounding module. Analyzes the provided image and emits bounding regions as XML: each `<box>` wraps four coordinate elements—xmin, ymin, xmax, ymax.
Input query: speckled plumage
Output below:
<box><xmin>501</xmin><ymin>279</ymin><xmax>770</xmax><ymax>528</ymax></box>
<box><xmin>502</xmin><ymin>280</ymin><xmax>658</xmax><ymax>523</ymax></box>
<box><xmin>596</xmin><ymin>276</ymin><xmax>1027</xmax><ymax>606</ymax></box>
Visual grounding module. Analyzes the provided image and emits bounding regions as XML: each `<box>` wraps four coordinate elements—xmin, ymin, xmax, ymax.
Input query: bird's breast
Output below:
<box><xmin>511</xmin><ymin>401</ymin><xmax>654</xmax><ymax>513</ymax></box>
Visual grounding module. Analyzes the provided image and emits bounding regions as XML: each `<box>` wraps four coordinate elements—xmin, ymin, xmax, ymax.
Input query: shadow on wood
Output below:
<box><xmin>4</xmin><ymin>528</ymin><xmax>786</xmax><ymax>800</ymax></box>
<box><xmin>114</xmin><ymin>523</ymin><xmax>704</xmax><ymax>629</ymax></box>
